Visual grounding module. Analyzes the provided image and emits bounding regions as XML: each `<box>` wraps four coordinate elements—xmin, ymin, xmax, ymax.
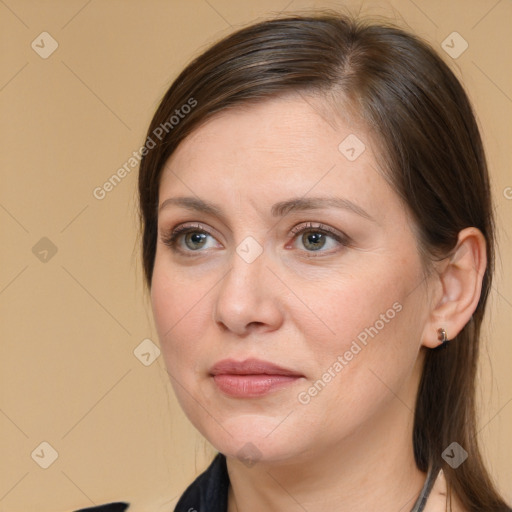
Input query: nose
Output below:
<box><xmin>213</xmin><ymin>244</ymin><xmax>284</xmax><ymax>336</ymax></box>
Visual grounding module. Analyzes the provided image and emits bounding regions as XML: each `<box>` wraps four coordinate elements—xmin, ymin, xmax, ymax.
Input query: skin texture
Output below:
<box><xmin>150</xmin><ymin>93</ymin><xmax>484</xmax><ymax>512</ymax></box>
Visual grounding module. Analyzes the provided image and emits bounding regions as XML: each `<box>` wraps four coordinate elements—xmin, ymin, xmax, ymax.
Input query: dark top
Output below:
<box><xmin>74</xmin><ymin>503</ymin><xmax>130</xmax><ymax>512</ymax></box>
<box><xmin>75</xmin><ymin>452</ymin><xmax>440</xmax><ymax>512</ymax></box>
<box><xmin>173</xmin><ymin>452</ymin><xmax>229</xmax><ymax>511</ymax></box>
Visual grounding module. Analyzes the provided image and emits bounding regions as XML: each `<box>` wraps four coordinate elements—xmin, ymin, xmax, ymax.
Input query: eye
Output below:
<box><xmin>289</xmin><ymin>222</ymin><xmax>350</xmax><ymax>254</ymax></box>
<box><xmin>160</xmin><ymin>223</ymin><xmax>220</xmax><ymax>254</ymax></box>
<box><xmin>160</xmin><ymin>221</ymin><xmax>350</xmax><ymax>257</ymax></box>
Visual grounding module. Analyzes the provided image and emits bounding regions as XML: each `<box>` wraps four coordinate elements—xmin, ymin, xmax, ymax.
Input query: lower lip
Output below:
<box><xmin>212</xmin><ymin>374</ymin><xmax>301</xmax><ymax>398</ymax></box>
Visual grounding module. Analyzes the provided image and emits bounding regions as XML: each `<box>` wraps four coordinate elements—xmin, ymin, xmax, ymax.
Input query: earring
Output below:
<box><xmin>437</xmin><ymin>327</ymin><xmax>448</xmax><ymax>345</ymax></box>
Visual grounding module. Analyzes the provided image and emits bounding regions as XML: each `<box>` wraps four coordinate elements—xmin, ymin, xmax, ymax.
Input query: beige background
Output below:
<box><xmin>0</xmin><ymin>0</ymin><xmax>511</xmax><ymax>511</ymax></box>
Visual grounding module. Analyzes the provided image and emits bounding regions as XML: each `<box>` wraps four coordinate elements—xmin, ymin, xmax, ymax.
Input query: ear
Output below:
<box><xmin>421</xmin><ymin>227</ymin><xmax>487</xmax><ymax>348</ymax></box>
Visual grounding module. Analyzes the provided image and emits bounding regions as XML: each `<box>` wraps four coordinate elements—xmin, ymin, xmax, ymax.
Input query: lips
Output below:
<box><xmin>210</xmin><ymin>358</ymin><xmax>303</xmax><ymax>377</ymax></box>
<box><xmin>209</xmin><ymin>358</ymin><xmax>304</xmax><ymax>398</ymax></box>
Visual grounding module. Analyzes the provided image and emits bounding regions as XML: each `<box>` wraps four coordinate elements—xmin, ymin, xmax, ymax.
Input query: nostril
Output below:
<box><xmin>247</xmin><ymin>321</ymin><xmax>265</xmax><ymax>330</ymax></box>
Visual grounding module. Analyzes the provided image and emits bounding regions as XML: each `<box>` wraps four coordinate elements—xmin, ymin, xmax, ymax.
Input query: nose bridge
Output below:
<box><xmin>220</xmin><ymin>238</ymin><xmax>267</xmax><ymax>305</ymax></box>
<box><xmin>213</xmin><ymin>236</ymin><xmax>281</xmax><ymax>333</ymax></box>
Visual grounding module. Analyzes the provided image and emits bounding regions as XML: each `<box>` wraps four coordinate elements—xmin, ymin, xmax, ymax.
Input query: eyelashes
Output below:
<box><xmin>160</xmin><ymin>221</ymin><xmax>352</xmax><ymax>257</ymax></box>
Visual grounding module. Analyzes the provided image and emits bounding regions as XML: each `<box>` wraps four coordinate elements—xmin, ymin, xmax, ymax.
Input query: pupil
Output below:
<box><xmin>304</xmin><ymin>232</ymin><xmax>325</xmax><ymax>250</ymax></box>
<box><xmin>187</xmin><ymin>232</ymin><xmax>206</xmax><ymax>249</ymax></box>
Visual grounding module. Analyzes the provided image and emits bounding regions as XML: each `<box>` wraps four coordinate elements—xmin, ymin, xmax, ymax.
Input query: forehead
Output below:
<box><xmin>162</xmin><ymin>94</ymin><xmax>373</xmax><ymax>182</ymax></box>
<box><xmin>157</xmin><ymin>93</ymin><xmax>402</xmax><ymax>227</ymax></box>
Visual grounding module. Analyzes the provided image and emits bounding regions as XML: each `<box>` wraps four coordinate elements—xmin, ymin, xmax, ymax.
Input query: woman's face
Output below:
<box><xmin>151</xmin><ymin>94</ymin><xmax>433</xmax><ymax>464</ymax></box>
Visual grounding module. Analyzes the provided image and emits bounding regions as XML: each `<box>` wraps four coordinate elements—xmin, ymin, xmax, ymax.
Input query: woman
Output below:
<box><xmin>78</xmin><ymin>11</ymin><xmax>511</xmax><ymax>512</ymax></box>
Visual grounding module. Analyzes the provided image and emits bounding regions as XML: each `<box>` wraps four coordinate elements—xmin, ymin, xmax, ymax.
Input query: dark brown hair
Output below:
<box><xmin>138</xmin><ymin>12</ymin><xmax>510</xmax><ymax>510</ymax></box>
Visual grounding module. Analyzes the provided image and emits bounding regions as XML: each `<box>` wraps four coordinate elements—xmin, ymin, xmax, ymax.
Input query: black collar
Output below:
<box><xmin>174</xmin><ymin>453</ymin><xmax>229</xmax><ymax>512</ymax></box>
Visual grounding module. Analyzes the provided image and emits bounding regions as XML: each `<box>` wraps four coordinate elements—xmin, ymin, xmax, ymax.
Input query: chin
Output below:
<box><xmin>195</xmin><ymin>412</ymin><xmax>311</xmax><ymax>464</ymax></box>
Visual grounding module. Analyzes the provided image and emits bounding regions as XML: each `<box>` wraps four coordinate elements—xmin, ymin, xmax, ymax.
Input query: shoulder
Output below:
<box><xmin>73</xmin><ymin>503</ymin><xmax>129</xmax><ymax>512</ymax></box>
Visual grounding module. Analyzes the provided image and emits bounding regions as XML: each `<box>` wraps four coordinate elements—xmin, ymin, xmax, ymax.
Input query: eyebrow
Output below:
<box><xmin>158</xmin><ymin>196</ymin><xmax>375</xmax><ymax>222</ymax></box>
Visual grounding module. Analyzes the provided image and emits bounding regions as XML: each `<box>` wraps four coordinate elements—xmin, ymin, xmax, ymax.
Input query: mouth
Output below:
<box><xmin>209</xmin><ymin>358</ymin><xmax>304</xmax><ymax>398</ymax></box>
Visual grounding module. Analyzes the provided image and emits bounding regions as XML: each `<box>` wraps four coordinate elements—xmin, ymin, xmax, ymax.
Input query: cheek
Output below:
<box><xmin>301</xmin><ymin>266</ymin><xmax>405</xmax><ymax>347</ymax></box>
<box><xmin>150</xmin><ymin>260</ymin><xmax>212</xmax><ymax>369</ymax></box>
<box><xmin>301</xmin><ymin>260</ymin><xmax>424</xmax><ymax>394</ymax></box>
<box><xmin>150</xmin><ymin>260</ymin><xmax>225</xmax><ymax>436</ymax></box>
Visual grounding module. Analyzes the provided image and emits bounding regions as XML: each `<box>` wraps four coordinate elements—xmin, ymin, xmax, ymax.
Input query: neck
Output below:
<box><xmin>226</xmin><ymin>364</ymin><xmax>426</xmax><ymax>512</ymax></box>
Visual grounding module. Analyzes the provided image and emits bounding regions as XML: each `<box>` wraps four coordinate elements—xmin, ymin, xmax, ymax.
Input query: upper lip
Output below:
<box><xmin>210</xmin><ymin>358</ymin><xmax>303</xmax><ymax>377</ymax></box>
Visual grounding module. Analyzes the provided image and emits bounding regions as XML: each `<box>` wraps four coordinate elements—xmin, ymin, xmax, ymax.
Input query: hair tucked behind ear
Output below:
<box><xmin>138</xmin><ymin>11</ymin><xmax>510</xmax><ymax>510</ymax></box>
